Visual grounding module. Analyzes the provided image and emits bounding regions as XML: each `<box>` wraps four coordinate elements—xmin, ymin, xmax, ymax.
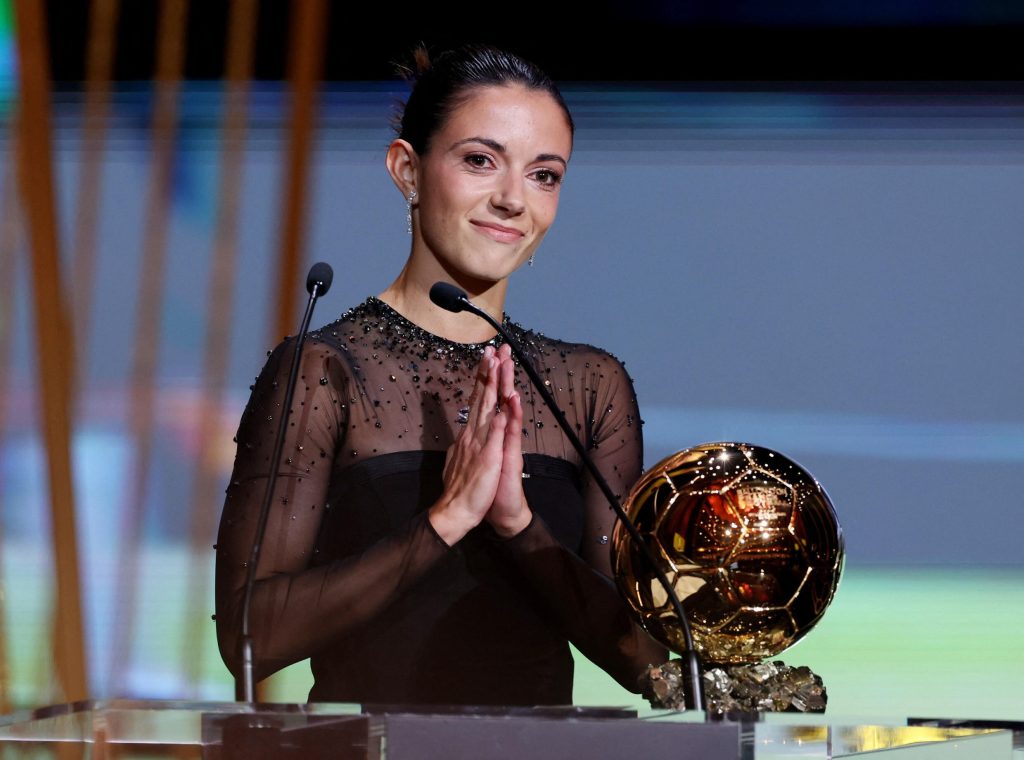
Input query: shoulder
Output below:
<box><xmin>507</xmin><ymin>320</ymin><xmax>636</xmax><ymax>386</ymax></box>
<box><xmin>508</xmin><ymin>321</ymin><xmax>642</xmax><ymax>449</ymax></box>
<box><xmin>278</xmin><ymin>297</ymin><xmax>392</xmax><ymax>365</ymax></box>
<box><xmin>256</xmin><ymin>299</ymin><xmax>383</xmax><ymax>388</ymax></box>
<box><xmin>307</xmin><ymin>298</ymin><xmax>380</xmax><ymax>350</ymax></box>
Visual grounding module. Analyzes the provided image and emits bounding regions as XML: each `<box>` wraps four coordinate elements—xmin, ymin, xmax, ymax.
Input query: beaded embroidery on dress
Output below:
<box><xmin>214</xmin><ymin>297</ymin><xmax>661</xmax><ymax>705</ymax></box>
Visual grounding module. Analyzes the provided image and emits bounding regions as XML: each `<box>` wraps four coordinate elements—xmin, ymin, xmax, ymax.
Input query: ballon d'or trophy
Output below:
<box><xmin>612</xmin><ymin>442</ymin><xmax>844</xmax><ymax>713</ymax></box>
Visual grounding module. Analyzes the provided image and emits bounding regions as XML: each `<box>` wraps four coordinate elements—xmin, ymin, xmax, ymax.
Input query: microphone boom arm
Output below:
<box><xmin>440</xmin><ymin>286</ymin><xmax>704</xmax><ymax>711</ymax></box>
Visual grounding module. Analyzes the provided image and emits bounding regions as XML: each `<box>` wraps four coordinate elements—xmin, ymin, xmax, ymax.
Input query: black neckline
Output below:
<box><xmin>367</xmin><ymin>296</ymin><xmax>508</xmax><ymax>351</ymax></box>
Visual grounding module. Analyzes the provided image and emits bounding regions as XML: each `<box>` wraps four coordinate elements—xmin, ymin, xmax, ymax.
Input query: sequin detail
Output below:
<box><xmin>214</xmin><ymin>295</ymin><xmax>647</xmax><ymax>705</ymax></box>
<box><xmin>231</xmin><ymin>296</ymin><xmax>643</xmax><ymax>496</ymax></box>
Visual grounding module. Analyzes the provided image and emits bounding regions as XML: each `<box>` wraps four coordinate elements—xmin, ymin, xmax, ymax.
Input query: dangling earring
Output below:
<box><xmin>405</xmin><ymin>190</ymin><xmax>417</xmax><ymax>234</ymax></box>
<box><xmin>527</xmin><ymin>253</ymin><xmax>535</xmax><ymax>267</ymax></box>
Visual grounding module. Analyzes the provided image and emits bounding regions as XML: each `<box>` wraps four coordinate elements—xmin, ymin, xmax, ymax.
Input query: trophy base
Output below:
<box><xmin>643</xmin><ymin>660</ymin><xmax>827</xmax><ymax>714</ymax></box>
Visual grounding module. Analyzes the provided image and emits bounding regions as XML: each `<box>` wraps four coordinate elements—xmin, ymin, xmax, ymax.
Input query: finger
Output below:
<box><xmin>482</xmin><ymin>407</ymin><xmax>508</xmax><ymax>462</ymax></box>
<box><xmin>464</xmin><ymin>346</ymin><xmax>495</xmax><ymax>431</ymax></box>
<box><xmin>442</xmin><ymin>442</ymin><xmax>455</xmax><ymax>481</ymax></box>
<box><xmin>497</xmin><ymin>346</ymin><xmax>516</xmax><ymax>406</ymax></box>
<box><xmin>503</xmin><ymin>391</ymin><xmax>524</xmax><ymax>469</ymax></box>
<box><xmin>474</xmin><ymin>351</ymin><xmax>501</xmax><ymax>436</ymax></box>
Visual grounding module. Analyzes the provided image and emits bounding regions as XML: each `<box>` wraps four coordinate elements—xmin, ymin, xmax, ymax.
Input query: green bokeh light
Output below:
<box><xmin>0</xmin><ymin>0</ymin><xmax>14</xmax><ymax>109</ymax></box>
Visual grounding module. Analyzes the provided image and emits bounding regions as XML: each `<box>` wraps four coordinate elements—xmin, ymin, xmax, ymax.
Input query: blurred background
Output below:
<box><xmin>0</xmin><ymin>0</ymin><xmax>1021</xmax><ymax>718</ymax></box>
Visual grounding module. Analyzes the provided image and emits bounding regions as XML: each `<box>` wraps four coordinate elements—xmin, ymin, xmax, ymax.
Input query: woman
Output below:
<box><xmin>215</xmin><ymin>44</ymin><xmax>665</xmax><ymax>706</ymax></box>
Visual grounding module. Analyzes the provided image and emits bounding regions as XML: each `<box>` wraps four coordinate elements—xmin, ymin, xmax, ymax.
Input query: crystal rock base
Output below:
<box><xmin>643</xmin><ymin>660</ymin><xmax>828</xmax><ymax>714</ymax></box>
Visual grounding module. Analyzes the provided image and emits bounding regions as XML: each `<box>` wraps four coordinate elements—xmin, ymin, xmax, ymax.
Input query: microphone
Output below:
<box><xmin>428</xmin><ymin>281</ymin><xmax>469</xmax><ymax>313</ymax></box>
<box><xmin>306</xmin><ymin>261</ymin><xmax>333</xmax><ymax>296</ymax></box>
<box><xmin>430</xmin><ymin>281</ymin><xmax>705</xmax><ymax>711</ymax></box>
<box><xmin>237</xmin><ymin>262</ymin><xmax>334</xmax><ymax>703</ymax></box>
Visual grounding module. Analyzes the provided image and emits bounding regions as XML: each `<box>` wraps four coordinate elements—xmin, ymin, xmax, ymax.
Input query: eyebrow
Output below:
<box><xmin>450</xmin><ymin>136</ymin><xmax>568</xmax><ymax>168</ymax></box>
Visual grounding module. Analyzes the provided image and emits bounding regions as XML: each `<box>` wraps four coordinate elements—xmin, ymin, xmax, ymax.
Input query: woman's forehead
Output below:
<box><xmin>439</xmin><ymin>85</ymin><xmax>573</xmax><ymax>154</ymax></box>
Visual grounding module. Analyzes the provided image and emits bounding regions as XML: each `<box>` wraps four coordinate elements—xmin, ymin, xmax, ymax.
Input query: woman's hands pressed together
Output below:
<box><xmin>429</xmin><ymin>343</ymin><xmax>533</xmax><ymax>545</ymax></box>
<box><xmin>486</xmin><ymin>344</ymin><xmax>533</xmax><ymax>538</ymax></box>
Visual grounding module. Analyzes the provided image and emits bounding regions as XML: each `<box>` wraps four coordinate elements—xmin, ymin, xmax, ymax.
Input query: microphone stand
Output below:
<box><xmin>236</xmin><ymin>264</ymin><xmax>333</xmax><ymax>703</ymax></box>
<box><xmin>431</xmin><ymin>283</ymin><xmax>705</xmax><ymax>711</ymax></box>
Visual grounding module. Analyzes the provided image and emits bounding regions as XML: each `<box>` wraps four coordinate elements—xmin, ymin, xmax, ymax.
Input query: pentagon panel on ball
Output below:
<box><xmin>611</xmin><ymin>442</ymin><xmax>844</xmax><ymax>666</ymax></box>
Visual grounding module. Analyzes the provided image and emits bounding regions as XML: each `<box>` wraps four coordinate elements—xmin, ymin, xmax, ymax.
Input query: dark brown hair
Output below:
<box><xmin>395</xmin><ymin>44</ymin><xmax>574</xmax><ymax>155</ymax></box>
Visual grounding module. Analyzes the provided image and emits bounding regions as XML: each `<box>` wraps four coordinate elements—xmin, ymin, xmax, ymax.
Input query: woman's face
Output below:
<box><xmin>410</xmin><ymin>84</ymin><xmax>573</xmax><ymax>287</ymax></box>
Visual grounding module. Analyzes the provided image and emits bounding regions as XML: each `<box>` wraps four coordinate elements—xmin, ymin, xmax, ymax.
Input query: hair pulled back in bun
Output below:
<box><xmin>394</xmin><ymin>44</ymin><xmax>574</xmax><ymax>155</ymax></box>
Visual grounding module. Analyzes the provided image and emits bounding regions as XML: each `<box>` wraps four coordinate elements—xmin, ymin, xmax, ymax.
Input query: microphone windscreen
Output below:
<box><xmin>306</xmin><ymin>262</ymin><xmax>334</xmax><ymax>295</ymax></box>
<box><xmin>429</xmin><ymin>281</ymin><xmax>468</xmax><ymax>313</ymax></box>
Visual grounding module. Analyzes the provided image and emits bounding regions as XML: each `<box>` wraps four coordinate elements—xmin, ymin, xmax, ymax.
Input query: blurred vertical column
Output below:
<box><xmin>74</xmin><ymin>0</ymin><xmax>118</xmax><ymax>700</ymax></box>
<box><xmin>11</xmin><ymin>0</ymin><xmax>88</xmax><ymax>702</ymax></box>
<box><xmin>270</xmin><ymin>0</ymin><xmax>328</xmax><ymax>345</ymax></box>
<box><xmin>0</xmin><ymin>124</ymin><xmax>19</xmax><ymax>713</ymax></box>
<box><xmin>181</xmin><ymin>0</ymin><xmax>258</xmax><ymax>694</ymax></box>
<box><xmin>71</xmin><ymin>0</ymin><xmax>120</xmax><ymax>389</ymax></box>
<box><xmin>108</xmin><ymin>0</ymin><xmax>188</xmax><ymax>696</ymax></box>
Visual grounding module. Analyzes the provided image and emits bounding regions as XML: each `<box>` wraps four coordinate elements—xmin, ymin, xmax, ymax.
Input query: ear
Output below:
<box><xmin>385</xmin><ymin>139</ymin><xmax>419</xmax><ymax>197</ymax></box>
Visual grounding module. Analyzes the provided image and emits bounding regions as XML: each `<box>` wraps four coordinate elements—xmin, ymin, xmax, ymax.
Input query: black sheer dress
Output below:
<box><xmin>215</xmin><ymin>297</ymin><xmax>664</xmax><ymax>705</ymax></box>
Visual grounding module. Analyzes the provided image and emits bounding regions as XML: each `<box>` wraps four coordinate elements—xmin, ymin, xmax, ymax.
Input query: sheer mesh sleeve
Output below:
<box><xmin>216</xmin><ymin>300</ymin><xmax>668</xmax><ymax>701</ymax></box>
<box><xmin>214</xmin><ymin>337</ymin><xmax>454</xmax><ymax>682</ymax></box>
<box><xmin>496</xmin><ymin>349</ymin><xmax>667</xmax><ymax>692</ymax></box>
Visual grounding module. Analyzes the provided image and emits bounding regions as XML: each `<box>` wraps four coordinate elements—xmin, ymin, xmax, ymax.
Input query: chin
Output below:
<box><xmin>443</xmin><ymin>265</ymin><xmax>513</xmax><ymax>294</ymax></box>
<box><xmin>448</xmin><ymin>255</ymin><xmax>529</xmax><ymax>288</ymax></box>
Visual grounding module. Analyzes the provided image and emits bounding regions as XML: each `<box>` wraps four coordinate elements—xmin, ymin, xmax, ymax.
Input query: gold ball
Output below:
<box><xmin>611</xmin><ymin>443</ymin><xmax>844</xmax><ymax>664</ymax></box>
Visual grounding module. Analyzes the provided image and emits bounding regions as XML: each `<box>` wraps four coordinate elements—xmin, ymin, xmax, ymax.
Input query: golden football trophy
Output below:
<box><xmin>611</xmin><ymin>442</ymin><xmax>844</xmax><ymax>713</ymax></box>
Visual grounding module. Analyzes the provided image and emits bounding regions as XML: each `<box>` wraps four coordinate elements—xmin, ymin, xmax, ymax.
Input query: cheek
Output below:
<box><xmin>534</xmin><ymin>195</ymin><xmax>561</xmax><ymax>230</ymax></box>
<box><xmin>418</xmin><ymin>188</ymin><xmax>457</xmax><ymax>236</ymax></box>
<box><xmin>421</xmin><ymin>178</ymin><xmax>474</xmax><ymax>224</ymax></box>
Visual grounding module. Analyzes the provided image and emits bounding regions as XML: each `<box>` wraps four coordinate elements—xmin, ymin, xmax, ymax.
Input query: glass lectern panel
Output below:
<box><xmin>0</xmin><ymin>701</ymin><xmax>1015</xmax><ymax>760</ymax></box>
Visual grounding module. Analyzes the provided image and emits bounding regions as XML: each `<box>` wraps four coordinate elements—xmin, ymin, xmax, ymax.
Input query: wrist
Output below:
<box><xmin>428</xmin><ymin>498</ymin><xmax>479</xmax><ymax>546</ymax></box>
<box><xmin>488</xmin><ymin>502</ymin><xmax>533</xmax><ymax>539</ymax></box>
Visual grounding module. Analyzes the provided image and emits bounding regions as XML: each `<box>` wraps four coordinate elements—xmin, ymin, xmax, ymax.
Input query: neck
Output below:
<box><xmin>378</xmin><ymin>262</ymin><xmax>508</xmax><ymax>344</ymax></box>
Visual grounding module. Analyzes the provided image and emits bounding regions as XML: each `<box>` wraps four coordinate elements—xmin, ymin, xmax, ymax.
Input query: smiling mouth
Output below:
<box><xmin>471</xmin><ymin>221</ymin><xmax>525</xmax><ymax>243</ymax></box>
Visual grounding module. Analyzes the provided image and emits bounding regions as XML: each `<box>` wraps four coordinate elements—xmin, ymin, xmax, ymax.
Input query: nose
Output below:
<box><xmin>491</xmin><ymin>173</ymin><xmax>525</xmax><ymax>216</ymax></box>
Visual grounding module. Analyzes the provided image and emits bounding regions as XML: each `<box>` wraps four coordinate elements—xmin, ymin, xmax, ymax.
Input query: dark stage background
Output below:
<box><xmin>41</xmin><ymin>0</ymin><xmax>1024</xmax><ymax>83</ymax></box>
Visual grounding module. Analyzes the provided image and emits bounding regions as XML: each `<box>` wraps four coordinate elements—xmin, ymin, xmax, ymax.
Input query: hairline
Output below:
<box><xmin>420</xmin><ymin>82</ymin><xmax>574</xmax><ymax>157</ymax></box>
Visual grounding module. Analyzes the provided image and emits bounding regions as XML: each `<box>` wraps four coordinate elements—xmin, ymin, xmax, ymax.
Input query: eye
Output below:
<box><xmin>532</xmin><ymin>168</ymin><xmax>563</xmax><ymax>188</ymax></box>
<box><xmin>463</xmin><ymin>153</ymin><xmax>493</xmax><ymax>169</ymax></box>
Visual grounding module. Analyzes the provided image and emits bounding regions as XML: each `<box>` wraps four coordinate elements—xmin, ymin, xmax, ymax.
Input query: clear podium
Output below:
<box><xmin>0</xmin><ymin>700</ymin><xmax>1016</xmax><ymax>759</ymax></box>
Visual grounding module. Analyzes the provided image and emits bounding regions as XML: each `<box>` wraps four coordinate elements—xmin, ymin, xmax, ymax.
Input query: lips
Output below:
<box><xmin>470</xmin><ymin>220</ymin><xmax>525</xmax><ymax>244</ymax></box>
